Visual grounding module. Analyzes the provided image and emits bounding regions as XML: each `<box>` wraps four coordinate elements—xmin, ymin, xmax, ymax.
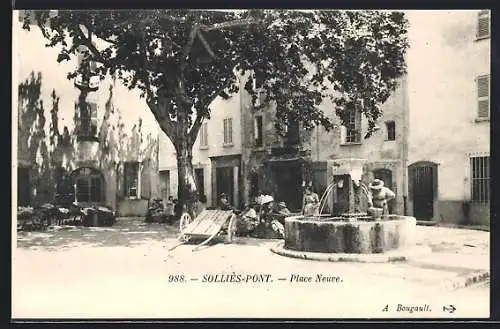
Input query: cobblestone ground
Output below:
<box><xmin>13</xmin><ymin>219</ymin><xmax>490</xmax><ymax>319</ymax></box>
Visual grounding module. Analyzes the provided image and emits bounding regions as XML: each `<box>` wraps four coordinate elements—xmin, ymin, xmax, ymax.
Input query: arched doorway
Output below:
<box><xmin>373</xmin><ymin>168</ymin><xmax>394</xmax><ymax>213</ymax></box>
<box><xmin>70</xmin><ymin>167</ymin><xmax>105</xmax><ymax>203</ymax></box>
<box><xmin>408</xmin><ymin>161</ymin><xmax>438</xmax><ymax>220</ymax></box>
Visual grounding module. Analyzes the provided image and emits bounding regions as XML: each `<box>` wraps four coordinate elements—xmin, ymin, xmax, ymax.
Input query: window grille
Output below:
<box><xmin>470</xmin><ymin>156</ymin><xmax>490</xmax><ymax>203</ymax></box>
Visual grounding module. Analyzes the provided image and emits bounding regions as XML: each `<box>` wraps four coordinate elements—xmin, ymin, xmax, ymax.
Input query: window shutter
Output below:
<box><xmin>202</xmin><ymin>122</ymin><xmax>208</xmax><ymax>146</ymax></box>
<box><xmin>253</xmin><ymin>117</ymin><xmax>258</xmax><ymax>140</ymax></box>
<box><xmin>477</xmin><ymin>76</ymin><xmax>490</xmax><ymax>118</ymax></box>
<box><xmin>117</xmin><ymin>163</ymin><xmax>125</xmax><ymax>199</ymax></box>
<box><xmin>90</xmin><ymin>103</ymin><xmax>98</xmax><ymax>136</ymax></box>
<box><xmin>340</xmin><ymin>125</ymin><xmax>347</xmax><ymax>144</ymax></box>
<box><xmin>355</xmin><ymin>108</ymin><xmax>362</xmax><ymax>143</ymax></box>
<box><xmin>140</xmin><ymin>162</ymin><xmax>150</xmax><ymax>199</ymax></box>
<box><xmin>229</xmin><ymin>118</ymin><xmax>233</xmax><ymax>144</ymax></box>
<box><xmin>223</xmin><ymin>119</ymin><xmax>227</xmax><ymax>144</ymax></box>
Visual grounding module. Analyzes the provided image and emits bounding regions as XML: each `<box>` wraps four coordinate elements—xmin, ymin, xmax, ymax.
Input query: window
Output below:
<box><xmin>341</xmin><ymin>106</ymin><xmax>361</xmax><ymax>144</ymax></box>
<box><xmin>477</xmin><ymin>75</ymin><xmax>490</xmax><ymax>119</ymax></box>
<box><xmin>72</xmin><ymin>167</ymin><xmax>104</xmax><ymax>203</ymax></box>
<box><xmin>386</xmin><ymin>121</ymin><xmax>396</xmax><ymax>141</ymax></box>
<box><xmin>477</xmin><ymin>10</ymin><xmax>490</xmax><ymax>39</ymax></box>
<box><xmin>124</xmin><ymin>162</ymin><xmax>140</xmax><ymax>198</ymax></box>
<box><xmin>199</xmin><ymin>122</ymin><xmax>208</xmax><ymax>148</ymax></box>
<box><xmin>223</xmin><ymin>118</ymin><xmax>233</xmax><ymax>145</ymax></box>
<box><xmin>254</xmin><ymin>115</ymin><xmax>263</xmax><ymax>147</ymax></box>
<box><xmin>77</xmin><ymin>102</ymin><xmax>98</xmax><ymax>140</ymax></box>
<box><xmin>471</xmin><ymin>156</ymin><xmax>490</xmax><ymax>203</ymax></box>
<box><xmin>159</xmin><ymin>170</ymin><xmax>170</xmax><ymax>200</ymax></box>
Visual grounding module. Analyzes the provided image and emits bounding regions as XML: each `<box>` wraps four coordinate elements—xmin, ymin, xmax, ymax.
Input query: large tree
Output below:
<box><xmin>23</xmin><ymin>9</ymin><xmax>409</xmax><ymax>213</ymax></box>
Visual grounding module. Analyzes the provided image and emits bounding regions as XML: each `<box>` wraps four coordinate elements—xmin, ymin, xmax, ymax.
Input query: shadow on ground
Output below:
<box><xmin>16</xmin><ymin>217</ymin><xmax>180</xmax><ymax>251</ymax></box>
<box><xmin>16</xmin><ymin>217</ymin><xmax>279</xmax><ymax>251</ymax></box>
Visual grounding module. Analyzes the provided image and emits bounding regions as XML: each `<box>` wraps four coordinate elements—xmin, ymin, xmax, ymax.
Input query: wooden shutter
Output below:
<box><xmin>477</xmin><ymin>11</ymin><xmax>490</xmax><ymax>39</ymax></box>
<box><xmin>354</xmin><ymin>108</ymin><xmax>362</xmax><ymax>142</ymax></box>
<box><xmin>116</xmin><ymin>162</ymin><xmax>125</xmax><ymax>199</ymax></box>
<box><xmin>340</xmin><ymin>125</ymin><xmax>347</xmax><ymax>144</ymax></box>
<box><xmin>223</xmin><ymin>118</ymin><xmax>233</xmax><ymax>144</ymax></box>
<box><xmin>140</xmin><ymin>161</ymin><xmax>151</xmax><ymax>199</ymax></box>
<box><xmin>477</xmin><ymin>75</ymin><xmax>490</xmax><ymax>118</ymax></box>
<box><xmin>89</xmin><ymin>103</ymin><xmax>98</xmax><ymax>136</ymax></box>
<box><xmin>223</xmin><ymin>119</ymin><xmax>227</xmax><ymax>144</ymax></box>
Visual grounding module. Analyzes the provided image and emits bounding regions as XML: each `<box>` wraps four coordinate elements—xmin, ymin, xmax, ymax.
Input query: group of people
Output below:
<box><xmin>230</xmin><ymin>194</ymin><xmax>290</xmax><ymax>239</ymax></box>
<box><xmin>300</xmin><ymin>179</ymin><xmax>395</xmax><ymax>217</ymax></box>
<box><xmin>161</xmin><ymin>177</ymin><xmax>395</xmax><ymax>236</ymax></box>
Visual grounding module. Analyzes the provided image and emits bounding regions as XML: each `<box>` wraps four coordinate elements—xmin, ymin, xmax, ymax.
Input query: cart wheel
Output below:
<box><xmin>226</xmin><ymin>214</ymin><xmax>237</xmax><ymax>243</ymax></box>
<box><xmin>179</xmin><ymin>212</ymin><xmax>192</xmax><ymax>233</ymax></box>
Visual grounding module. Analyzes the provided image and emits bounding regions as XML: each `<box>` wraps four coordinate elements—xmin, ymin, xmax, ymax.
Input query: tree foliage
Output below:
<box><xmin>23</xmin><ymin>9</ymin><xmax>409</xmax><ymax>209</ymax></box>
<box><xmin>17</xmin><ymin>71</ymin><xmax>157</xmax><ymax>206</ymax></box>
<box><xmin>24</xmin><ymin>9</ymin><xmax>409</xmax><ymax>142</ymax></box>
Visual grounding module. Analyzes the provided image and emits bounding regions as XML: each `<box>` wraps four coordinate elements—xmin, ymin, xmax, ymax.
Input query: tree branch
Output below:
<box><xmin>180</xmin><ymin>23</ymin><xmax>199</xmax><ymax>74</ymax></box>
<box><xmin>196</xmin><ymin>30</ymin><xmax>217</xmax><ymax>59</ymax></box>
<box><xmin>200</xmin><ymin>18</ymin><xmax>261</xmax><ymax>32</ymax></box>
<box><xmin>188</xmin><ymin>112</ymin><xmax>204</xmax><ymax>147</ymax></box>
<box><xmin>188</xmin><ymin>78</ymin><xmax>235</xmax><ymax>145</ymax></box>
<box><xmin>207</xmin><ymin>79</ymin><xmax>235</xmax><ymax>106</ymax></box>
<box><xmin>73</xmin><ymin>25</ymin><xmax>110</xmax><ymax>65</ymax></box>
<box><xmin>148</xmin><ymin>99</ymin><xmax>177</xmax><ymax>141</ymax></box>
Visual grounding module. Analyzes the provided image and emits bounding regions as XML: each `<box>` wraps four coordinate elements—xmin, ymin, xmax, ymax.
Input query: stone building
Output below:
<box><xmin>406</xmin><ymin>10</ymin><xmax>490</xmax><ymax>225</ymax></box>
<box><xmin>240</xmin><ymin>75</ymin><xmax>409</xmax><ymax>214</ymax></box>
<box><xmin>14</xmin><ymin>11</ymin><xmax>160</xmax><ymax>216</ymax></box>
<box><xmin>156</xmin><ymin>10</ymin><xmax>490</xmax><ymax>225</ymax></box>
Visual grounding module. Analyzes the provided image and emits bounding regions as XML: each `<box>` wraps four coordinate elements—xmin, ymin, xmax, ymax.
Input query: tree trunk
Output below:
<box><xmin>176</xmin><ymin>146</ymin><xmax>198</xmax><ymax>216</ymax></box>
<box><xmin>173</xmin><ymin>110</ymin><xmax>199</xmax><ymax>217</ymax></box>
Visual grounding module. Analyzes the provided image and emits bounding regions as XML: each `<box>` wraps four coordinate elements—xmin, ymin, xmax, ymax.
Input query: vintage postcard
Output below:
<box><xmin>12</xmin><ymin>9</ymin><xmax>490</xmax><ymax>319</ymax></box>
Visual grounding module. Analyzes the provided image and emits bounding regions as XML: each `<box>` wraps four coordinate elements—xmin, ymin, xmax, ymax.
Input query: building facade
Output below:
<box><xmin>156</xmin><ymin>10</ymin><xmax>490</xmax><ymax>225</ymax></box>
<box><xmin>406</xmin><ymin>10</ymin><xmax>490</xmax><ymax>225</ymax></box>
<box><xmin>15</xmin><ymin>11</ymin><xmax>160</xmax><ymax>216</ymax></box>
<box><xmin>240</xmin><ymin>75</ymin><xmax>409</xmax><ymax>214</ymax></box>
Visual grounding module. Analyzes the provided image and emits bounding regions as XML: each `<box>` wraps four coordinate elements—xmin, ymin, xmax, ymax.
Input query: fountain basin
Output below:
<box><xmin>284</xmin><ymin>215</ymin><xmax>416</xmax><ymax>254</ymax></box>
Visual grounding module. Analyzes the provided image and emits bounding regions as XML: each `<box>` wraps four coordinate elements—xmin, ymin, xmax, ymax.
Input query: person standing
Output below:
<box><xmin>368</xmin><ymin>179</ymin><xmax>396</xmax><ymax>215</ymax></box>
<box><xmin>302</xmin><ymin>186</ymin><xmax>320</xmax><ymax>216</ymax></box>
<box><xmin>165</xmin><ymin>196</ymin><xmax>175</xmax><ymax>223</ymax></box>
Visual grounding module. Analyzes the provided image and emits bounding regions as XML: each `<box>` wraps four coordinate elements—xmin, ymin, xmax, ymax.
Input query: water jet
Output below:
<box><xmin>272</xmin><ymin>159</ymin><xmax>423</xmax><ymax>261</ymax></box>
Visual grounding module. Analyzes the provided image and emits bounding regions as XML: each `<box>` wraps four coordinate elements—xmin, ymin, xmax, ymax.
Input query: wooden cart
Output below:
<box><xmin>169</xmin><ymin>209</ymin><xmax>237</xmax><ymax>252</ymax></box>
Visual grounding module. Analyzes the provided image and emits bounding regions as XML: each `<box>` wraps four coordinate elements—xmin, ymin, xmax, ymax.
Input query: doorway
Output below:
<box><xmin>272</xmin><ymin>162</ymin><xmax>303</xmax><ymax>211</ymax></box>
<box><xmin>159</xmin><ymin>170</ymin><xmax>170</xmax><ymax>200</ymax></box>
<box><xmin>17</xmin><ymin>166</ymin><xmax>30</xmax><ymax>206</ymax></box>
<box><xmin>216</xmin><ymin>167</ymin><xmax>235</xmax><ymax>206</ymax></box>
<box><xmin>409</xmin><ymin>162</ymin><xmax>437</xmax><ymax>220</ymax></box>
<box><xmin>373</xmin><ymin>168</ymin><xmax>394</xmax><ymax>213</ymax></box>
<box><xmin>194</xmin><ymin>168</ymin><xmax>205</xmax><ymax>199</ymax></box>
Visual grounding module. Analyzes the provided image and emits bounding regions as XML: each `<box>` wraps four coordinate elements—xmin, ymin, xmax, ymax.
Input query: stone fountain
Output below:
<box><xmin>272</xmin><ymin>158</ymin><xmax>424</xmax><ymax>262</ymax></box>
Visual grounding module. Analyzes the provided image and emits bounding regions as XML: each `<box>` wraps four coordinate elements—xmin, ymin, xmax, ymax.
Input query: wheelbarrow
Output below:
<box><xmin>169</xmin><ymin>209</ymin><xmax>237</xmax><ymax>252</ymax></box>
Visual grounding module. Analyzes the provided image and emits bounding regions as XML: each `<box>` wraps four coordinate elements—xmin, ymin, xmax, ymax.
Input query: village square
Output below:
<box><xmin>13</xmin><ymin>9</ymin><xmax>490</xmax><ymax>319</ymax></box>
